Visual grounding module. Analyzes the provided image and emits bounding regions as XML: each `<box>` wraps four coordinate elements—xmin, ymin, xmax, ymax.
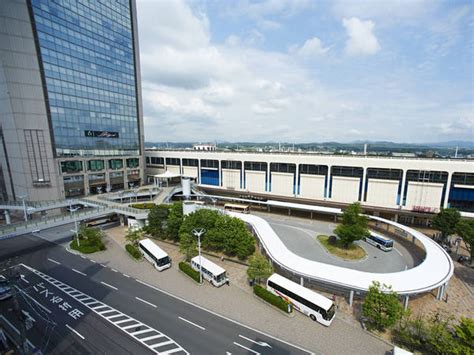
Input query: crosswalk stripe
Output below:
<box><xmin>150</xmin><ymin>340</ymin><xmax>174</xmax><ymax>349</ymax></box>
<box><xmin>98</xmin><ymin>309</ymin><xmax>116</xmax><ymax>315</ymax></box>
<box><xmin>114</xmin><ymin>319</ymin><xmax>133</xmax><ymax>325</ymax></box>
<box><xmin>91</xmin><ymin>305</ymin><xmax>108</xmax><ymax>310</ymax></box>
<box><xmin>106</xmin><ymin>314</ymin><xmax>124</xmax><ymax>320</ymax></box>
<box><xmin>130</xmin><ymin>329</ymin><xmax>154</xmax><ymax>336</ymax></box>
<box><xmin>160</xmin><ymin>349</ymin><xmax>185</xmax><ymax>355</ymax></box>
<box><xmin>140</xmin><ymin>334</ymin><xmax>164</xmax><ymax>342</ymax></box>
<box><xmin>122</xmin><ymin>323</ymin><xmax>142</xmax><ymax>330</ymax></box>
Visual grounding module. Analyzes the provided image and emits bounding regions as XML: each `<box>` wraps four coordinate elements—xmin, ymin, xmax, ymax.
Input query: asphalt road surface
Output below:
<box><xmin>0</xmin><ymin>233</ymin><xmax>313</xmax><ymax>354</ymax></box>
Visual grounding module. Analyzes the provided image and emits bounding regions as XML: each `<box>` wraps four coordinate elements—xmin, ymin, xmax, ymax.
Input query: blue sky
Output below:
<box><xmin>137</xmin><ymin>0</ymin><xmax>473</xmax><ymax>143</ymax></box>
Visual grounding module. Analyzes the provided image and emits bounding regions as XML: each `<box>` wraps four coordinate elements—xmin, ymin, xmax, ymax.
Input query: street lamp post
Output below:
<box><xmin>18</xmin><ymin>195</ymin><xmax>28</xmax><ymax>222</ymax></box>
<box><xmin>192</xmin><ymin>228</ymin><xmax>206</xmax><ymax>284</ymax></box>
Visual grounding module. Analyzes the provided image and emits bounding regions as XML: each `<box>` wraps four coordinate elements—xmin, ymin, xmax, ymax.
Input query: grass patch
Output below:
<box><xmin>70</xmin><ymin>238</ymin><xmax>105</xmax><ymax>254</ymax></box>
<box><xmin>125</xmin><ymin>244</ymin><xmax>141</xmax><ymax>259</ymax></box>
<box><xmin>317</xmin><ymin>235</ymin><xmax>366</xmax><ymax>260</ymax></box>
<box><xmin>253</xmin><ymin>284</ymin><xmax>292</xmax><ymax>313</ymax></box>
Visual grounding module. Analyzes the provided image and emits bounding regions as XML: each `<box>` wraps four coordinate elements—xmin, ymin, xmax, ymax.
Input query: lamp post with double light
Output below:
<box><xmin>192</xmin><ymin>228</ymin><xmax>206</xmax><ymax>284</ymax></box>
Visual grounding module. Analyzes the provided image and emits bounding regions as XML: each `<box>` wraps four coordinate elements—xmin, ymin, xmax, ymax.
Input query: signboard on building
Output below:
<box><xmin>84</xmin><ymin>130</ymin><xmax>119</xmax><ymax>138</ymax></box>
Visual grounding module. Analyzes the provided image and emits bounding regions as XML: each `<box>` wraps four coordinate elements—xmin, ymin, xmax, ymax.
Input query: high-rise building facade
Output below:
<box><xmin>0</xmin><ymin>0</ymin><xmax>144</xmax><ymax>201</ymax></box>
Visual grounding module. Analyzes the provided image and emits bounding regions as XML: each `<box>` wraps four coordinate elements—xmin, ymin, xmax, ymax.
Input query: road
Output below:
<box><xmin>0</xmin><ymin>232</ymin><xmax>313</xmax><ymax>354</ymax></box>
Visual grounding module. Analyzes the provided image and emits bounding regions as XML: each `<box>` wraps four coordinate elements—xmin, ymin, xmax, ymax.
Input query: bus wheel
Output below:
<box><xmin>310</xmin><ymin>314</ymin><xmax>316</xmax><ymax>322</ymax></box>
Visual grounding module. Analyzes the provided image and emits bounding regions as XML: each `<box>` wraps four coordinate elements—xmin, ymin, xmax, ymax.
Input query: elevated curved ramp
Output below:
<box><xmin>230</xmin><ymin>212</ymin><xmax>453</xmax><ymax>295</ymax></box>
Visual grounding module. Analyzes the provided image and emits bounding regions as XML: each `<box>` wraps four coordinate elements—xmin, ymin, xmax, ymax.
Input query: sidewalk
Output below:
<box><xmin>88</xmin><ymin>226</ymin><xmax>391</xmax><ymax>355</ymax></box>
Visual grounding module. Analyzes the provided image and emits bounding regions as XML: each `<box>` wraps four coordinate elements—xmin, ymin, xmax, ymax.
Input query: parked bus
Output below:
<box><xmin>224</xmin><ymin>203</ymin><xmax>250</xmax><ymax>214</ymax></box>
<box><xmin>191</xmin><ymin>256</ymin><xmax>228</xmax><ymax>287</ymax></box>
<box><xmin>267</xmin><ymin>273</ymin><xmax>336</xmax><ymax>326</ymax></box>
<box><xmin>365</xmin><ymin>232</ymin><xmax>394</xmax><ymax>251</ymax></box>
<box><xmin>138</xmin><ymin>238</ymin><xmax>171</xmax><ymax>271</ymax></box>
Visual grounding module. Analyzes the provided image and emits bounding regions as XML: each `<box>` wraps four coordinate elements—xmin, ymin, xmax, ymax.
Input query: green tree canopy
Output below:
<box><xmin>432</xmin><ymin>208</ymin><xmax>461</xmax><ymax>241</ymax></box>
<box><xmin>362</xmin><ymin>281</ymin><xmax>403</xmax><ymax>331</ymax></box>
<box><xmin>247</xmin><ymin>253</ymin><xmax>273</xmax><ymax>283</ymax></box>
<box><xmin>125</xmin><ymin>228</ymin><xmax>144</xmax><ymax>247</ymax></box>
<box><xmin>334</xmin><ymin>202</ymin><xmax>370</xmax><ymax>248</ymax></box>
<box><xmin>454</xmin><ymin>317</ymin><xmax>474</xmax><ymax>353</ymax></box>
<box><xmin>146</xmin><ymin>204</ymin><xmax>169</xmax><ymax>238</ymax></box>
<box><xmin>456</xmin><ymin>219</ymin><xmax>474</xmax><ymax>265</ymax></box>
<box><xmin>166</xmin><ymin>202</ymin><xmax>184</xmax><ymax>241</ymax></box>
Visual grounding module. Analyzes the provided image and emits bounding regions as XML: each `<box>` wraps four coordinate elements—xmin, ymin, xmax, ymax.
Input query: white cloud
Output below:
<box><xmin>342</xmin><ymin>17</ymin><xmax>380</xmax><ymax>55</ymax></box>
<box><xmin>290</xmin><ymin>37</ymin><xmax>329</xmax><ymax>58</ymax></box>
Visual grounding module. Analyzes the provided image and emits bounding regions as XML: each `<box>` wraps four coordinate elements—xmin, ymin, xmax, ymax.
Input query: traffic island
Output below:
<box><xmin>317</xmin><ymin>235</ymin><xmax>366</xmax><ymax>261</ymax></box>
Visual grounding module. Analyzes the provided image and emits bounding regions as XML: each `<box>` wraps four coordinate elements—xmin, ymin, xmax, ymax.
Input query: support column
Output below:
<box><xmin>218</xmin><ymin>160</ymin><xmax>222</xmax><ymax>187</ymax></box>
<box><xmin>198</xmin><ymin>160</ymin><xmax>201</xmax><ymax>184</ymax></box>
<box><xmin>4</xmin><ymin>210</ymin><xmax>11</xmax><ymax>225</ymax></box>
<box><xmin>241</xmin><ymin>161</ymin><xmax>245</xmax><ymax>189</ymax></box>
<box><xmin>326</xmin><ymin>166</ymin><xmax>332</xmax><ymax>199</ymax></box>
<box><xmin>360</xmin><ymin>167</ymin><xmax>367</xmax><ymax>202</ymax></box>
<box><xmin>443</xmin><ymin>172</ymin><xmax>452</xmax><ymax>209</ymax></box>
<box><xmin>84</xmin><ymin>174</ymin><xmax>90</xmax><ymax>196</ymax></box>
<box><xmin>294</xmin><ymin>164</ymin><xmax>299</xmax><ymax>196</ymax></box>
<box><xmin>120</xmin><ymin>215</ymin><xmax>125</xmax><ymax>226</ymax></box>
<box><xmin>399</xmin><ymin>170</ymin><xmax>407</xmax><ymax>207</ymax></box>
<box><xmin>300</xmin><ymin>277</ymin><xmax>304</xmax><ymax>286</ymax></box>
<box><xmin>288</xmin><ymin>209</ymin><xmax>291</xmax><ymax>216</ymax></box>
<box><xmin>266</xmin><ymin>163</ymin><xmax>271</xmax><ymax>192</ymax></box>
<box><xmin>403</xmin><ymin>295</ymin><xmax>409</xmax><ymax>310</ymax></box>
<box><xmin>436</xmin><ymin>284</ymin><xmax>445</xmax><ymax>301</ymax></box>
<box><xmin>349</xmin><ymin>290</ymin><xmax>354</xmax><ymax>307</ymax></box>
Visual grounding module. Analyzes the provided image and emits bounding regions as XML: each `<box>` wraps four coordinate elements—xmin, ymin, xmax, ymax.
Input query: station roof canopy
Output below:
<box><xmin>153</xmin><ymin>170</ymin><xmax>181</xmax><ymax>179</ymax></box>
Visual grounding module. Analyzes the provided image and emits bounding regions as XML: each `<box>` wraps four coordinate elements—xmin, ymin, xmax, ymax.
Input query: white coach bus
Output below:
<box><xmin>191</xmin><ymin>256</ymin><xmax>228</xmax><ymax>287</ymax></box>
<box><xmin>365</xmin><ymin>232</ymin><xmax>394</xmax><ymax>251</ymax></box>
<box><xmin>267</xmin><ymin>274</ymin><xmax>336</xmax><ymax>326</ymax></box>
<box><xmin>138</xmin><ymin>238</ymin><xmax>171</xmax><ymax>271</ymax></box>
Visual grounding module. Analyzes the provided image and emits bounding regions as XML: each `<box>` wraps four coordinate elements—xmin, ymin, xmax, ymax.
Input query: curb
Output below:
<box><xmin>315</xmin><ymin>236</ymin><xmax>369</xmax><ymax>263</ymax></box>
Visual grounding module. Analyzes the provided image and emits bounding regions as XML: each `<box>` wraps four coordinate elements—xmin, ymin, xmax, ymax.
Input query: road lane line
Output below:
<box><xmin>16</xmin><ymin>287</ymin><xmax>52</xmax><ymax>314</ymax></box>
<box><xmin>135</xmin><ymin>296</ymin><xmax>157</xmax><ymax>308</ymax></box>
<box><xmin>100</xmin><ymin>281</ymin><xmax>118</xmax><ymax>290</ymax></box>
<box><xmin>80</xmin><ymin>256</ymin><xmax>86</xmax><ymax>259</ymax></box>
<box><xmin>66</xmin><ymin>324</ymin><xmax>85</xmax><ymax>340</ymax></box>
<box><xmin>111</xmin><ymin>268</ymin><xmax>118</xmax><ymax>273</ymax></box>
<box><xmin>100</xmin><ymin>263</ymin><xmax>106</xmax><ymax>267</ymax></box>
<box><xmin>394</xmin><ymin>247</ymin><xmax>404</xmax><ymax>257</ymax></box>
<box><xmin>122</xmin><ymin>273</ymin><xmax>130</xmax><ymax>278</ymax></box>
<box><xmin>178</xmin><ymin>316</ymin><xmax>205</xmax><ymax>330</ymax></box>
<box><xmin>141</xmin><ymin>334</ymin><xmax>165</xmax><ymax>342</ymax></box>
<box><xmin>89</xmin><ymin>259</ymin><xmax>96</xmax><ymax>263</ymax></box>
<box><xmin>239</xmin><ymin>334</ymin><xmax>272</xmax><ymax>348</ymax></box>
<box><xmin>20</xmin><ymin>277</ymin><xmax>29</xmax><ymax>284</ymax></box>
<box><xmin>47</xmin><ymin>258</ymin><xmax>60</xmax><ymax>265</ymax></box>
<box><xmin>233</xmin><ymin>342</ymin><xmax>260</xmax><ymax>354</ymax></box>
<box><xmin>72</xmin><ymin>269</ymin><xmax>87</xmax><ymax>276</ymax></box>
<box><xmin>0</xmin><ymin>316</ymin><xmax>36</xmax><ymax>349</ymax></box>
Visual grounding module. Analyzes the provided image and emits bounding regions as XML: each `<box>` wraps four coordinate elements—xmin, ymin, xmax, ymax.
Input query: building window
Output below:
<box><xmin>270</xmin><ymin>163</ymin><xmax>296</xmax><ymax>173</ymax></box>
<box><xmin>166</xmin><ymin>158</ymin><xmax>180</xmax><ymax>166</ymax></box>
<box><xmin>299</xmin><ymin>164</ymin><xmax>328</xmax><ymax>176</ymax></box>
<box><xmin>60</xmin><ymin>161</ymin><xmax>83</xmax><ymax>174</ymax></box>
<box><xmin>127</xmin><ymin>158</ymin><xmax>139</xmax><ymax>168</ymax></box>
<box><xmin>222</xmin><ymin>161</ymin><xmax>242</xmax><ymax>170</ymax></box>
<box><xmin>88</xmin><ymin>160</ymin><xmax>105</xmax><ymax>171</ymax></box>
<box><xmin>150</xmin><ymin>157</ymin><xmax>164</xmax><ymax>165</ymax></box>
<box><xmin>201</xmin><ymin>159</ymin><xmax>218</xmax><ymax>169</ymax></box>
<box><xmin>24</xmin><ymin>129</ymin><xmax>50</xmax><ymax>183</ymax></box>
<box><xmin>182</xmin><ymin>158</ymin><xmax>198</xmax><ymax>167</ymax></box>
<box><xmin>244</xmin><ymin>161</ymin><xmax>267</xmax><ymax>171</ymax></box>
<box><xmin>109</xmin><ymin>159</ymin><xmax>123</xmax><ymax>170</ymax></box>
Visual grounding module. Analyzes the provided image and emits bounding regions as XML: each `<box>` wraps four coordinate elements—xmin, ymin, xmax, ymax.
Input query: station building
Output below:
<box><xmin>145</xmin><ymin>150</ymin><xmax>474</xmax><ymax>223</ymax></box>
<box><xmin>0</xmin><ymin>0</ymin><xmax>144</xmax><ymax>202</ymax></box>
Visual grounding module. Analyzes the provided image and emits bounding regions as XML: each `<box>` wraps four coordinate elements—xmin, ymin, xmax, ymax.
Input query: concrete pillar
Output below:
<box><xmin>360</xmin><ymin>167</ymin><xmax>367</xmax><ymax>202</ymax></box>
<box><xmin>394</xmin><ymin>214</ymin><xmax>399</xmax><ymax>223</ymax></box>
<box><xmin>326</xmin><ymin>166</ymin><xmax>332</xmax><ymax>199</ymax></box>
<box><xmin>443</xmin><ymin>172</ymin><xmax>452</xmax><ymax>209</ymax></box>
<box><xmin>241</xmin><ymin>161</ymin><xmax>245</xmax><ymax>189</ymax></box>
<box><xmin>399</xmin><ymin>170</ymin><xmax>407</xmax><ymax>207</ymax></box>
<box><xmin>266</xmin><ymin>163</ymin><xmax>271</xmax><ymax>192</ymax></box>
<box><xmin>4</xmin><ymin>210</ymin><xmax>11</xmax><ymax>225</ymax></box>
<box><xmin>198</xmin><ymin>160</ymin><xmax>201</xmax><ymax>184</ymax></box>
<box><xmin>436</xmin><ymin>284</ymin><xmax>445</xmax><ymax>301</ymax></box>
<box><xmin>334</xmin><ymin>214</ymin><xmax>337</xmax><ymax>222</ymax></box>
<box><xmin>218</xmin><ymin>160</ymin><xmax>222</xmax><ymax>187</ymax></box>
<box><xmin>288</xmin><ymin>209</ymin><xmax>291</xmax><ymax>216</ymax></box>
<box><xmin>310</xmin><ymin>212</ymin><xmax>313</xmax><ymax>219</ymax></box>
<box><xmin>84</xmin><ymin>174</ymin><xmax>90</xmax><ymax>196</ymax></box>
<box><xmin>120</xmin><ymin>215</ymin><xmax>125</xmax><ymax>226</ymax></box>
<box><xmin>295</xmin><ymin>164</ymin><xmax>299</xmax><ymax>196</ymax></box>
<box><xmin>403</xmin><ymin>295</ymin><xmax>409</xmax><ymax>310</ymax></box>
<box><xmin>300</xmin><ymin>277</ymin><xmax>304</xmax><ymax>286</ymax></box>
<box><xmin>349</xmin><ymin>290</ymin><xmax>354</xmax><ymax>307</ymax></box>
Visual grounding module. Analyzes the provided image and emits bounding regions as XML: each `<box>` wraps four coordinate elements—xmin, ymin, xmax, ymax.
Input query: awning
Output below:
<box><xmin>153</xmin><ymin>170</ymin><xmax>181</xmax><ymax>179</ymax></box>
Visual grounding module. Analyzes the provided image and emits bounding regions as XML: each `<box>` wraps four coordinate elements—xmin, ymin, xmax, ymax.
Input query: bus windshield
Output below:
<box><xmin>215</xmin><ymin>272</ymin><xmax>227</xmax><ymax>283</ymax></box>
<box><xmin>384</xmin><ymin>240</ymin><xmax>394</xmax><ymax>248</ymax></box>
<box><xmin>157</xmin><ymin>256</ymin><xmax>170</xmax><ymax>267</ymax></box>
<box><xmin>324</xmin><ymin>304</ymin><xmax>336</xmax><ymax>320</ymax></box>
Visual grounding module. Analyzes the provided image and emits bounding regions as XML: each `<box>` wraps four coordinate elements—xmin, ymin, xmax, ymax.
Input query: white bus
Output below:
<box><xmin>267</xmin><ymin>274</ymin><xmax>336</xmax><ymax>326</ymax></box>
<box><xmin>224</xmin><ymin>203</ymin><xmax>250</xmax><ymax>214</ymax></box>
<box><xmin>138</xmin><ymin>238</ymin><xmax>171</xmax><ymax>271</ymax></box>
<box><xmin>365</xmin><ymin>232</ymin><xmax>394</xmax><ymax>251</ymax></box>
<box><xmin>191</xmin><ymin>256</ymin><xmax>228</xmax><ymax>287</ymax></box>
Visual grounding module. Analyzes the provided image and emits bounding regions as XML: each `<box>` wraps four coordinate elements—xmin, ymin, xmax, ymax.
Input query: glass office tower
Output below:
<box><xmin>0</xmin><ymin>0</ymin><xmax>144</xmax><ymax>201</ymax></box>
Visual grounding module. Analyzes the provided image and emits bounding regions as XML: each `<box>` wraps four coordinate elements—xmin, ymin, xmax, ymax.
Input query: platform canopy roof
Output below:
<box><xmin>153</xmin><ymin>170</ymin><xmax>181</xmax><ymax>179</ymax></box>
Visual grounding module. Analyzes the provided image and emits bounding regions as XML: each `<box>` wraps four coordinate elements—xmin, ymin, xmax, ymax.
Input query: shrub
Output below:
<box><xmin>362</xmin><ymin>281</ymin><xmax>403</xmax><ymax>331</ymax></box>
<box><xmin>70</xmin><ymin>225</ymin><xmax>105</xmax><ymax>253</ymax></box>
<box><xmin>253</xmin><ymin>284</ymin><xmax>292</xmax><ymax>313</ymax></box>
<box><xmin>125</xmin><ymin>243</ymin><xmax>141</xmax><ymax>259</ymax></box>
<box><xmin>179</xmin><ymin>262</ymin><xmax>201</xmax><ymax>283</ymax></box>
<box><xmin>130</xmin><ymin>202</ymin><xmax>156</xmax><ymax>210</ymax></box>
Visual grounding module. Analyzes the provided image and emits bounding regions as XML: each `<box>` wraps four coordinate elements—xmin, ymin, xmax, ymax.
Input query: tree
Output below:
<box><xmin>146</xmin><ymin>204</ymin><xmax>169</xmax><ymax>238</ymax></box>
<box><xmin>334</xmin><ymin>202</ymin><xmax>370</xmax><ymax>248</ymax></box>
<box><xmin>166</xmin><ymin>202</ymin><xmax>184</xmax><ymax>241</ymax></box>
<box><xmin>432</xmin><ymin>208</ymin><xmax>461</xmax><ymax>242</ymax></box>
<box><xmin>247</xmin><ymin>254</ymin><xmax>273</xmax><ymax>283</ymax></box>
<box><xmin>426</xmin><ymin>314</ymin><xmax>462</xmax><ymax>355</ymax></box>
<box><xmin>125</xmin><ymin>228</ymin><xmax>144</xmax><ymax>247</ymax></box>
<box><xmin>456</xmin><ymin>219</ymin><xmax>474</xmax><ymax>265</ymax></box>
<box><xmin>454</xmin><ymin>317</ymin><xmax>474</xmax><ymax>353</ymax></box>
<box><xmin>179</xmin><ymin>238</ymin><xmax>198</xmax><ymax>261</ymax></box>
<box><xmin>362</xmin><ymin>281</ymin><xmax>403</xmax><ymax>331</ymax></box>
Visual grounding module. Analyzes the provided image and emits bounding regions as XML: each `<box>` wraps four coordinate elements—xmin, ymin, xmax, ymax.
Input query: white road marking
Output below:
<box><xmin>233</xmin><ymin>342</ymin><xmax>260</xmax><ymax>354</ymax></box>
<box><xmin>20</xmin><ymin>276</ymin><xmax>29</xmax><ymax>284</ymax></box>
<box><xmin>161</xmin><ymin>349</ymin><xmax>186</xmax><ymax>355</ymax></box>
<box><xmin>178</xmin><ymin>316</ymin><xmax>205</xmax><ymax>330</ymax></box>
<box><xmin>100</xmin><ymin>263</ymin><xmax>106</xmax><ymax>267</ymax></box>
<box><xmin>98</xmin><ymin>309</ymin><xmax>116</xmax><ymax>315</ymax></box>
<box><xmin>150</xmin><ymin>340</ymin><xmax>174</xmax><ymax>349</ymax></box>
<box><xmin>106</xmin><ymin>314</ymin><xmax>125</xmax><ymax>320</ymax></box>
<box><xmin>122</xmin><ymin>323</ymin><xmax>143</xmax><ymax>330</ymax></box>
<box><xmin>80</xmin><ymin>256</ymin><xmax>86</xmax><ymax>259</ymax></box>
<box><xmin>66</xmin><ymin>324</ymin><xmax>85</xmax><ymax>340</ymax></box>
<box><xmin>114</xmin><ymin>319</ymin><xmax>134</xmax><ymax>325</ymax></box>
<box><xmin>111</xmin><ymin>268</ymin><xmax>118</xmax><ymax>273</ymax></box>
<box><xmin>100</xmin><ymin>281</ymin><xmax>118</xmax><ymax>290</ymax></box>
<box><xmin>394</xmin><ymin>247</ymin><xmax>404</xmax><ymax>257</ymax></box>
<box><xmin>135</xmin><ymin>296</ymin><xmax>157</xmax><ymax>308</ymax></box>
<box><xmin>0</xmin><ymin>315</ymin><xmax>36</xmax><ymax>349</ymax></box>
<box><xmin>238</xmin><ymin>334</ymin><xmax>272</xmax><ymax>348</ymax></box>
<box><xmin>131</xmin><ymin>328</ymin><xmax>155</xmax><ymax>336</ymax></box>
<box><xmin>141</xmin><ymin>334</ymin><xmax>165</xmax><ymax>342</ymax></box>
<box><xmin>15</xmin><ymin>287</ymin><xmax>52</xmax><ymax>314</ymax></box>
<box><xmin>47</xmin><ymin>258</ymin><xmax>60</xmax><ymax>265</ymax></box>
<box><xmin>89</xmin><ymin>259</ymin><xmax>96</xmax><ymax>263</ymax></box>
<box><xmin>91</xmin><ymin>305</ymin><xmax>108</xmax><ymax>310</ymax></box>
<box><xmin>72</xmin><ymin>269</ymin><xmax>87</xmax><ymax>276</ymax></box>
<box><xmin>122</xmin><ymin>273</ymin><xmax>130</xmax><ymax>278</ymax></box>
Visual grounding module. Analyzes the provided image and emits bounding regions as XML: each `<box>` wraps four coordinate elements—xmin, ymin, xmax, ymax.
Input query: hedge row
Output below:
<box><xmin>125</xmin><ymin>243</ymin><xmax>141</xmax><ymax>259</ymax></box>
<box><xmin>253</xmin><ymin>284</ymin><xmax>292</xmax><ymax>313</ymax></box>
<box><xmin>130</xmin><ymin>202</ymin><xmax>156</xmax><ymax>210</ymax></box>
<box><xmin>70</xmin><ymin>238</ymin><xmax>105</xmax><ymax>254</ymax></box>
<box><xmin>179</xmin><ymin>262</ymin><xmax>201</xmax><ymax>283</ymax></box>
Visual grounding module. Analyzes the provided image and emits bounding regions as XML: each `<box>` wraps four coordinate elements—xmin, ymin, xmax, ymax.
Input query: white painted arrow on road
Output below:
<box><xmin>239</xmin><ymin>334</ymin><xmax>272</xmax><ymax>348</ymax></box>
